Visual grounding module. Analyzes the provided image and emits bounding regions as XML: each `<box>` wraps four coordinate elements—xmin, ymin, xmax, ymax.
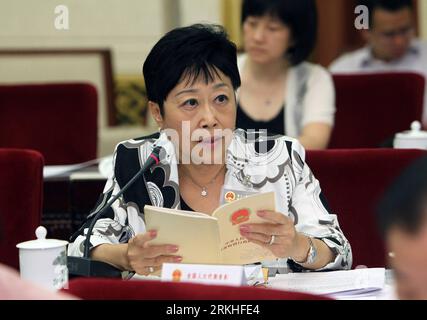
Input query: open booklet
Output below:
<box><xmin>144</xmin><ymin>192</ymin><xmax>277</xmax><ymax>265</ymax></box>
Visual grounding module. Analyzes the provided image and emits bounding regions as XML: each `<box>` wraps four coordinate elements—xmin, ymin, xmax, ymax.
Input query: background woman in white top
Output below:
<box><xmin>237</xmin><ymin>0</ymin><xmax>336</xmax><ymax>149</ymax></box>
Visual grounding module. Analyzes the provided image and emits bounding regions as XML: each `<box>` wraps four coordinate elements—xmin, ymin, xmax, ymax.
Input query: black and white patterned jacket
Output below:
<box><xmin>68</xmin><ymin>129</ymin><xmax>352</xmax><ymax>271</ymax></box>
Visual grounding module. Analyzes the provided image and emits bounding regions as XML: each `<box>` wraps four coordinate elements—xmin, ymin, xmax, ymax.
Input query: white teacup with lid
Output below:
<box><xmin>394</xmin><ymin>121</ymin><xmax>427</xmax><ymax>150</ymax></box>
<box><xmin>16</xmin><ymin>226</ymin><xmax>69</xmax><ymax>290</ymax></box>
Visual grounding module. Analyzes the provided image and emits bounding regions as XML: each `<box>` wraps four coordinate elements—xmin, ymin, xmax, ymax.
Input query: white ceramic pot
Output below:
<box><xmin>16</xmin><ymin>226</ymin><xmax>69</xmax><ymax>290</ymax></box>
<box><xmin>394</xmin><ymin>121</ymin><xmax>427</xmax><ymax>150</ymax></box>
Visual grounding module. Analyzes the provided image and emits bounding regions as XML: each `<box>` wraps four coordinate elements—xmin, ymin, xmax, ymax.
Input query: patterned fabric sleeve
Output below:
<box><xmin>288</xmin><ymin>141</ymin><xmax>353</xmax><ymax>271</ymax></box>
<box><xmin>67</xmin><ymin>148</ymin><xmax>144</xmax><ymax>258</ymax></box>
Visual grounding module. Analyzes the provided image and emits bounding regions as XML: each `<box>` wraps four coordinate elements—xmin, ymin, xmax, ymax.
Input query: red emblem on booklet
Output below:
<box><xmin>231</xmin><ymin>209</ymin><xmax>250</xmax><ymax>225</ymax></box>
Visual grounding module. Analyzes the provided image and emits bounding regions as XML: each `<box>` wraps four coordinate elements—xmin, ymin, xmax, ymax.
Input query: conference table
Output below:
<box><xmin>131</xmin><ymin>268</ymin><xmax>397</xmax><ymax>300</ymax></box>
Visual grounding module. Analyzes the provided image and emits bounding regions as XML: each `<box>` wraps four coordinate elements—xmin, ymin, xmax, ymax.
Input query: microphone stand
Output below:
<box><xmin>67</xmin><ymin>147</ymin><xmax>162</xmax><ymax>278</ymax></box>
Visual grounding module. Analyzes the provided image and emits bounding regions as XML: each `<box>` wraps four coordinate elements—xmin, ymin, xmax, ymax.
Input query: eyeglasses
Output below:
<box><xmin>378</xmin><ymin>26</ymin><xmax>414</xmax><ymax>40</ymax></box>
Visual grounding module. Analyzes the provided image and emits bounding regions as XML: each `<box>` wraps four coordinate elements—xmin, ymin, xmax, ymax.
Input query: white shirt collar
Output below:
<box><xmin>360</xmin><ymin>40</ymin><xmax>420</xmax><ymax>68</ymax></box>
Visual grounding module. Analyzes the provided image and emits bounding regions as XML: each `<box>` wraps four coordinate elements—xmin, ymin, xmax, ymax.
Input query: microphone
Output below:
<box><xmin>67</xmin><ymin>145</ymin><xmax>164</xmax><ymax>278</ymax></box>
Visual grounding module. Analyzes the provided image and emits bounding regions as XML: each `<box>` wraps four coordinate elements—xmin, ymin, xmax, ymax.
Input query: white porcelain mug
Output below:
<box><xmin>16</xmin><ymin>226</ymin><xmax>69</xmax><ymax>290</ymax></box>
<box><xmin>394</xmin><ymin>121</ymin><xmax>427</xmax><ymax>150</ymax></box>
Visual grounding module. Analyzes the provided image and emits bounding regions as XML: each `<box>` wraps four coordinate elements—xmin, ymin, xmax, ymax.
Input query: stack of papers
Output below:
<box><xmin>268</xmin><ymin>268</ymin><xmax>386</xmax><ymax>299</ymax></box>
<box><xmin>43</xmin><ymin>156</ymin><xmax>111</xmax><ymax>179</ymax></box>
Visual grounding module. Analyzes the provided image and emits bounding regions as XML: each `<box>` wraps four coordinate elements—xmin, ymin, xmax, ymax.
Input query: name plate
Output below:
<box><xmin>161</xmin><ymin>263</ymin><xmax>246</xmax><ymax>286</ymax></box>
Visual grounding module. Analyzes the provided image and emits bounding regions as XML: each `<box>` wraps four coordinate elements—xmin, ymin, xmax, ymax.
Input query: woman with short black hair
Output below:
<box><xmin>69</xmin><ymin>24</ymin><xmax>351</xmax><ymax>276</ymax></box>
<box><xmin>237</xmin><ymin>0</ymin><xmax>336</xmax><ymax>149</ymax></box>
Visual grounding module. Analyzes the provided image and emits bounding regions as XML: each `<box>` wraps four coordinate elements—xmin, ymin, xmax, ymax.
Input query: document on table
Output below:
<box><xmin>268</xmin><ymin>268</ymin><xmax>385</xmax><ymax>297</ymax></box>
<box><xmin>43</xmin><ymin>157</ymin><xmax>110</xmax><ymax>179</ymax></box>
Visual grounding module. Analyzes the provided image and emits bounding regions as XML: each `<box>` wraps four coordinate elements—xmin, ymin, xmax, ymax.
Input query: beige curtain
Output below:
<box><xmin>222</xmin><ymin>0</ymin><xmax>243</xmax><ymax>50</ymax></box>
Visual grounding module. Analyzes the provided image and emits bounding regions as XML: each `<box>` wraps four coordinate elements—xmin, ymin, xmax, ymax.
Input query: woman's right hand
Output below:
<box><xmin>126</xmin><ymin>230</ymin><xmax>182</xmax><ymax>275</ymax></box>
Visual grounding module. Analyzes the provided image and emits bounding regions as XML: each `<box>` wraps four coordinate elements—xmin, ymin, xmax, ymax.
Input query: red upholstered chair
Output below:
<box><xmin>66</xmin><ymin>278</ymin><xmax>329</xmax><ymax>300</ymax></box>
<box><xmin>0</xmin><ymin>149</ymin><xmax>44</xmax><ymax>270</ymax></box>
<box><xmin>306</xmin><ymin>149</ymin><xmax>426</xmax><ymax>268</ymax></box>
<box><xmin>329</xmin><ymin>73</ymin><xmax>425</xmax><ymax>149</ymax></box>
<box><xmin>0</xmin><ymin>83</ymin><xmax>98</xmax><ymax>165</ymax></box>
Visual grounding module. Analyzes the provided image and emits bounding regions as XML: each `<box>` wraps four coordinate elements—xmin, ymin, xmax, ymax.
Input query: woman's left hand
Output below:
<box><xmin>239</xmin><ymin>210</ymin><xmax>306</xmax><ymax>260</ymax></box>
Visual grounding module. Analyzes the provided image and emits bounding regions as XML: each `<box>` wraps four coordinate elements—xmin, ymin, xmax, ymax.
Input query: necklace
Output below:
<box><xmin>183</xmin><ymin>165</ymin><xmax>226</xmax><ymax>197</ymax></box>
<box><xmin>263</xmin><ymin>78</ymin><xmax>286</xmax><ymax>107</ymax></box>
<box><xmin>244</xmin><ymin>62</ymin><xmax>288</xmax><ymax>108</ymax></box>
